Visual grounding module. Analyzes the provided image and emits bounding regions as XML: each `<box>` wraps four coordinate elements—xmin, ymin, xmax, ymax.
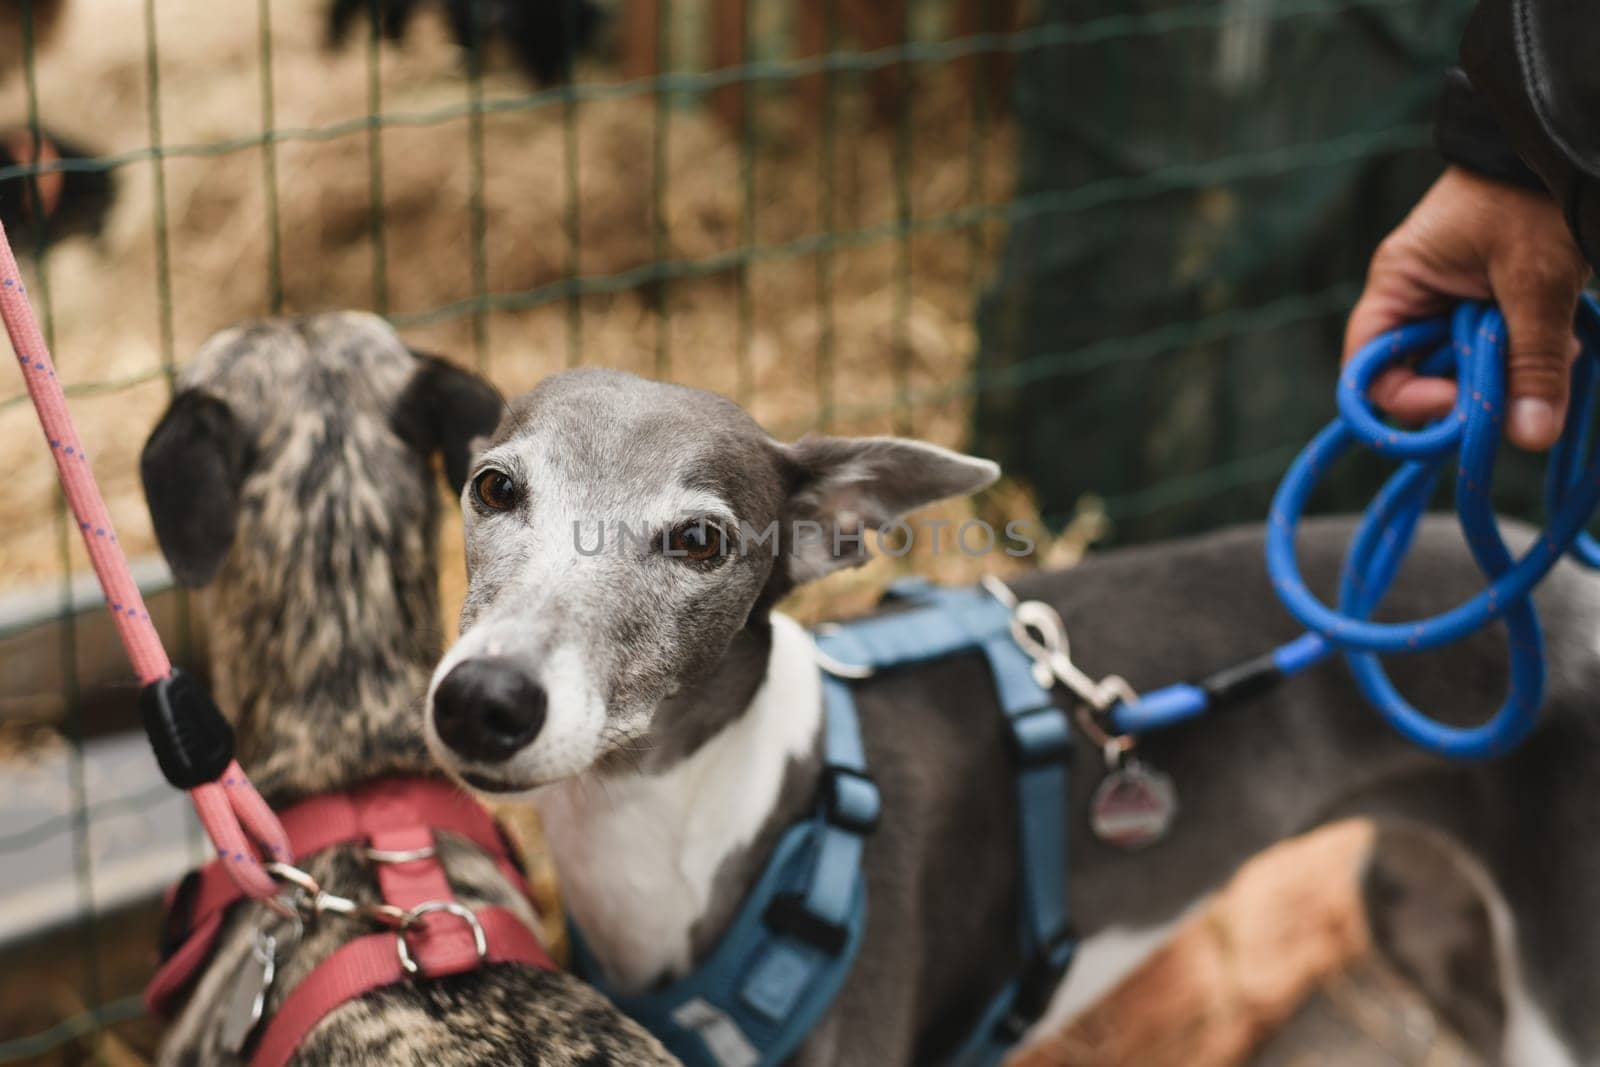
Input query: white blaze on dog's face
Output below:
<box><xmin>425</xmin><ymin>368</ymin><xmax>998</xmax><ymax>798</ymax></box>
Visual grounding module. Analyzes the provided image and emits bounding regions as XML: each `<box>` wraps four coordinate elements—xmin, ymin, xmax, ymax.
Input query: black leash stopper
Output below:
<box><xmin>140</xmin><ymin>667</ymin><xmax>236</xmax><ymax>789</ymax></box>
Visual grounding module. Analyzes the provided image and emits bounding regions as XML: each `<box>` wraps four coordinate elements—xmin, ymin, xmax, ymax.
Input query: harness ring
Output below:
<box><xmin>366</xmin><ymin>844</ymin><xmax>437</xmax><ymax>864</ymax></box>
<box><xmin>396</xmin><ymin>901</ymin><xmax>489</xmax><ymax>975</ymax></box>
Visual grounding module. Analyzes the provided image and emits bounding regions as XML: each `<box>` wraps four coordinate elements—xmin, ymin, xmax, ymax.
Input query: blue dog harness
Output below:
<box><xmin>573</xmin><ymin>581</ymin><xmax>1074</xmax><ymax>1067</ymax></box>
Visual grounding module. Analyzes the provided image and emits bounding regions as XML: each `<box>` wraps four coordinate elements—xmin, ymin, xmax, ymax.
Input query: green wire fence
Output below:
<box><xmin>0</xmin><ymin>0</ymin><xmax>1471</xmax><ymax>1059</ymax></box>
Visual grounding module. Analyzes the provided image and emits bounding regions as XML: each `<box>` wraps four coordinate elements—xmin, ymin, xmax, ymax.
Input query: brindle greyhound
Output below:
<box><xmin>423</xmin><ymin>366</ymin><xmax>1600</xmax><ymax>1066</ymax></box>
<box><xmin>139</xmin><ymin>318</ymin><xmax>674</xmax><ymax>1065</ymax></box>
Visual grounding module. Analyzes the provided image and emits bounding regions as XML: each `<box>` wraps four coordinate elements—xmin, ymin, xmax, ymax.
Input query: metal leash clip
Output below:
<box><xmin>981</xmin><ymin>576</ymin><xmax>1178</xmax><ymax>850</ymax></box>
<box><xmin>980</xmin><ymin>576</ymin><xmax>1137</xmax><ymax>744</ymax></box>
<box><xmin>263</xmin><ymin>861</ymin><xmax>320</xmax><ymax>922</ymax></box>
<box><xmin>266</xmin><ymin>861</ymin><xmax>406</xmax><ymax>929</ymax></box>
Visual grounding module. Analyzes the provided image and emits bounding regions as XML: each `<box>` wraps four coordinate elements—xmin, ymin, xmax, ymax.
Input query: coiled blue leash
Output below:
<box><xmin>1108</xmin><ymin>296</ymin><xmax>1600</xmax><ymax>759</ymax></box>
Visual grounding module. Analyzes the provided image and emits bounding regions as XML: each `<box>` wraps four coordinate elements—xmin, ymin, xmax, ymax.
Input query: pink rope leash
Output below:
<box><xmin>0</xmin><ymin>219</ymin><xmax>289</xmax><ymax>899</ymax></box>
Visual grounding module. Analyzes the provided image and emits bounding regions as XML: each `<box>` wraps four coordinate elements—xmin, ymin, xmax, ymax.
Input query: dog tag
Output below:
<box><xmin>219</xmin><ymin>931</ymin><xmax>277</xmax><ymax>1055</ymax></box>
<box><xmin>1090</xmin><ymin>760</ymin><xmax>1177</xmax><ymax>850</ymax></box>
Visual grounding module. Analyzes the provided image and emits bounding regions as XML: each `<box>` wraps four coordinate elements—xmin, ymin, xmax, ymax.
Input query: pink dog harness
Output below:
<box><xmin>147</xmin><ymin>776</ymin><xmax>553</xmax><ymax>1066</ymax></box>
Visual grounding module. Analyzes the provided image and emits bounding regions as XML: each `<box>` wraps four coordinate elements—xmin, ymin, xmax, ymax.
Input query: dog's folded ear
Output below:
<box><xmin>140</xmin><ymin>391</ymin><xmax>251</xmax><ymax>588</ymax></box>
<box><xmin>395</xmin><ymin>351</ymin><xmax>506</xmax><ymax>494</ymax></box>
<box><xmin>781</xmin><ymin>434</ymin><xmax>1000</xmax><ymax>582</ymax></box>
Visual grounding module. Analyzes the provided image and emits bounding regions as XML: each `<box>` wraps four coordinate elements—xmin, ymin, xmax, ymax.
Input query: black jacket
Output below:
<box><xmin>1437</xmin><ymin>0</ymin><xmax>1600</xmax><ymax>269</ymax></box>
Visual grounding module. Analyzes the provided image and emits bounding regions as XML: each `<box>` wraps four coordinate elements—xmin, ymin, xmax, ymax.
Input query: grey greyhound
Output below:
<box><xmin>424</xmin><ymin>366</ymin><xmax>1600</xmax><ymax>1065</ymax></box>
<box><xmin>139</xmin><ymin>317</ymin><xmax>674</xmax><ymax>1065</ymax></box>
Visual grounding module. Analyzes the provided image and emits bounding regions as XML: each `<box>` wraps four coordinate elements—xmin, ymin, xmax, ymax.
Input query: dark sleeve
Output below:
<box><xmin>1434</xmin><ymin>69</ymin><xmax>1543</xmax><ymax>191</ymax></box>
<box><xmin>1451</xmin><ymin>0</ymin><xmax>1600</xmax><ymax>268</ymax></box>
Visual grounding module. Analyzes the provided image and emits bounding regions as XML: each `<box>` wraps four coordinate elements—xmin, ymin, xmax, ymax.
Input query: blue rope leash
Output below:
<box><xmin>1110</xmin><ymin>297</ymin><xmax>1600</xmax><ymax>758</ymax></box>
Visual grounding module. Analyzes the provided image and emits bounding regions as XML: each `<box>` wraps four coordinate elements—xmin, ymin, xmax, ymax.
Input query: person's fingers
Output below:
<box><xmin>1342</xmin><ymin>285</ymin><xmax>1397</xmax><ymax>365</ymax></box>
<box><xmin>1342</xmin><ymin>227</ymin><xmax>1472</xmax><ymax>361</ymax></box>
<box><xmin>1344</xmin><ymin>238</ymin><xmax>1462</xmax><ymax>421</ymax></box>
<box><xmin>1367</xmin><ymin>367</ymin><xmax>1457</xmax><ymax>423</ymax></box>
<box><xmin>1342</xmin><ymin>242</ymin><xmax>1423</xmax><ymax>364</ymax></box>
<box><xmin>1491</xmin><ymin>255</ymin><xmax>1584</xmax><ymax>450</ymax></box>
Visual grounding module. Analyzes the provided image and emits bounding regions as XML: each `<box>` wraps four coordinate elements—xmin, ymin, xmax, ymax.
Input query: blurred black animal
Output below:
<box><xmin>0</xmin><ymin>128</ymin><xmax>113</xmax><ymax>248</ymax></box>
<box><xmin>327</xmin><ymin>0</ymin><xmax>603</xmax><ymax>85</ymax></box>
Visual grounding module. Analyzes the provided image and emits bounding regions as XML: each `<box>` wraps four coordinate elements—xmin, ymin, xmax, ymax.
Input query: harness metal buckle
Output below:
<box><xmin>811</xmin><ymin>626</ymin><xmax>876</xmax><ymax>680</ymax></box>
<box><xmin>395</xmin><ymin>900</ymin><xmax>489</xmax><ymax>975</ymax></box>
<box><xmin>366</xmin><ymin>844</ymin><xmax>437</xmax><ymax>865</ymax></box>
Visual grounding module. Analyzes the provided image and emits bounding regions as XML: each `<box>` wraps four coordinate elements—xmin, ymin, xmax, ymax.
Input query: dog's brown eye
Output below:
<box><xmin>473</xmin><ymin>469</ymin><xmax>518</xmax><ymax>512</ymax></box>
<box><xmin>669</xmin><ymin>521</ymin><xmax>724</xmax><ymax>562</ymax></box>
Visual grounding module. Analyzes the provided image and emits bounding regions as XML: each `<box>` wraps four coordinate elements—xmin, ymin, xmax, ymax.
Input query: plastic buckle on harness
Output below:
<box><xmin>763</xmin><ymin>892</ymin><xmax>851</xmax><ymax>956</ymax></box>
<box><xmin>819</xmin><ymin>765</ymin><xmax>881</xmax><ymax>835</ymax></box>
<box><xmin>997</xmin><ymin>930</ymin><xmax>1077</xmax><ymax>1042</ymax></box>
<box><xmin>1007</xmin><ymin>705</ymin><xmax>1072</xmax><ymax>767</ymax></box>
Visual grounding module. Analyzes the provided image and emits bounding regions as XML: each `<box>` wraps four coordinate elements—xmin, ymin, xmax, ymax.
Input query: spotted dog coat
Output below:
<box><xmin>140</xmin><ymin>314</ymin><xmax>674</xmax><ymax>1066</ymax></box>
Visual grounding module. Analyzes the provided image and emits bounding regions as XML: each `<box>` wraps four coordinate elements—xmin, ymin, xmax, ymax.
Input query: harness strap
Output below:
<box><xmin>251</xmin><ymin>906</ymin><xmax>550</xmax><ymax>1067</ymax></box>
<box><xmin>174</xmin><ymin>779</ymin><xmax>520</xmax><ymax>953</ymax></box>
<box><xmin>813</xmin><ymin>578</ymin><xmax>998</xmax><ymax>671</ymax></box>
<box><xmin>573</xmin><ymin>660</ymin><xmax>880</xmax><ymax>1067</ymax></box>
<box><xmin>946</xmin><ymin>627</ymin><xmax>1074</xmax><ymax>1066</ymax></box>
<box><xmin>145</xmin><ymin>908</ymin><xmax>227</xmax><ymax>1017</ymax></box>
<box><xmin>800</xmin><ymin>677</ymin><xmax>878</xmax><ymax>940</ymax></box>
<box><xmin>589</xmin><ymin>584</ymin><xmax>1073</xmax><ymax>1067</ymax></box>
<box><xmin>146</xmin><ymin>778</ymin><xmax>536</xmax><ymax>1026</ymax></box>
<box><xmin>825</xmin><ymin>582</ymin><xmax>1076</xmax><ymax>1066</ymax></box>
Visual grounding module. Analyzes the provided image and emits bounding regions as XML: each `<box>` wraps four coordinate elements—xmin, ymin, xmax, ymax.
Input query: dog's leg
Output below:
<box><xmin>1427</xmin><ymin>836</ymin><xmax>1591</xmax><ymax>1067</ymax></box>
<box><xmin>1358</xmin><ymin>734</ymin><xmax>1600</xmax><ymax>1066</ymax></box>
<box><xmin>1480</xmin><ymin>726</ymin><xmax>1600</xmax><ymax>1066</ymax></box>
<box><xmin>1482</xmin><ymin>878</ymin><xmax>1582</xmax><ymax>1067</ymax></box>
<box><xmin>1362</xmin><ymin>824</ymin><xmax>1504</xmax><ymax>1052</ymax></box>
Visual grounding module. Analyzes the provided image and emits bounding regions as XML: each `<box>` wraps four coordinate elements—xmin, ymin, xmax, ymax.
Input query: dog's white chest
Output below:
<box><xmin>538</xmin><ymin>613</ymin><xmax>823</xmax><ymax>992</ymax></box>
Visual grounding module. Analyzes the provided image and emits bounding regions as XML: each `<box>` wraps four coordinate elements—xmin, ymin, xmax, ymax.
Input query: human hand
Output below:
<box><xmin>1343</xmin><ymin>166</ymin><xmax>1590</xmax><ymax>450</ymax></box>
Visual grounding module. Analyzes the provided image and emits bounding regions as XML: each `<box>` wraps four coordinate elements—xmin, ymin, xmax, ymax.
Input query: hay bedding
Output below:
<box><xmin>0</xmin><ymin>0</ymin><xmax>1017</xmax><ymax>592</ymax></box>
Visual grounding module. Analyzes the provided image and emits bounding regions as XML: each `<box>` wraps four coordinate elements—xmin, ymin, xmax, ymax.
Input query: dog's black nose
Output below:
<box><xmin>432</xmin><ymin>657</ymin><xmax>548</xmax><ymax>763</ymax></box>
